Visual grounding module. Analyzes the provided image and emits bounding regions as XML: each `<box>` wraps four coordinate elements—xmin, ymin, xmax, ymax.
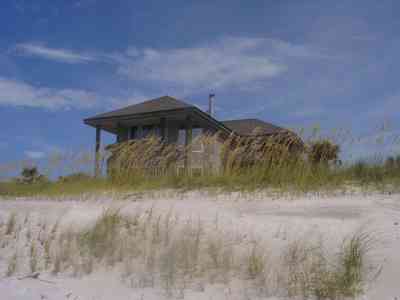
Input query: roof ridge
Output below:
<box><xmin>130</xmin><ymin>95</ymin><xmax>193</xmax><ymax>106</ymax></box>
<box><xmin>85</xmin><ymin>95</ymin><xmax>193</xmax><ymax>120</ymax></box>
<box><xmin>221</xmin><ymin>118</ymin><xmax>285</xmax><ymax>136</ymax></box>
<box><xmin>222</xmin><ymin>118</ymin><xmax>260</xmax><ymax>122</ymax></box>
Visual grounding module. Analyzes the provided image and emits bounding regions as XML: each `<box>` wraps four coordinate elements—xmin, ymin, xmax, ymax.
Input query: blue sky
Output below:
<box><xmin>1</xmin><ymin>0</ymin><xmax>400</xmax><ymax>172</ymax></box>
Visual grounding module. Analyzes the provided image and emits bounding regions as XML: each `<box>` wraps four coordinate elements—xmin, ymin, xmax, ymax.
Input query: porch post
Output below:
<box><xmin>137</xmin><ymin>125</ymin><xmax>143</xmax><ymax>139</ymax></box>
<box><xmin>160</xmin><ymin>117</ymin><xmax>167</xmax><ymax>142</ymax></box>
<box><xmin>95</xmin><ymin>126</ymin><xmax>101</xmax><ymax>177</ymax></box>
<box><xmin>184</xmin><ymin>115</ymin><xmax>193</xmax><ymax>172</ymax></box>
<box><xmin>116</xmin><ymin>122</ymin><xmax>121</xmax><ymax>143</ymax></box>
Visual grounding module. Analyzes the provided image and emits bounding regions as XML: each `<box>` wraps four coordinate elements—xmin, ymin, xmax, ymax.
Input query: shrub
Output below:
<box><xmin>334</xmin><ymin>232</ymin><xmax>374</xmax><ymax>297</ymax></box>
<box><xmin>77</xmin><ymin>209</ymin><xmax>123</xmax><ymax>261</ymax></box>
<box><xmin>384</xmin><ymin>155</ymin><xmax>400</xmax><ymax>177</ymax></box>
<box><xmin>308</xmin><ymin>140</ymin><xmax>340</xmax><ymax>166</ymax></box>
<box><xmin>58</xmin><ymin>172</ymin><xmax>92</xmax><ymax>183</ymax></box>
<box><xmin>281</xmin><ymin>232</ymin><xmax>376</xmax><ymax>300</ymax></box>
<box><xmin>350</xmin><ymin>161</ymin><xmax>386</xmax><ymax>184</ymax></box>
<box><xmin>247</xmin><ymin>244</ymin><xmax>267</xmax><ymax>280</ymax></box>
<box><xmin>17</xmin><ymin>166</ymin><xmax>48</xmax><ymax>185</ymax></box>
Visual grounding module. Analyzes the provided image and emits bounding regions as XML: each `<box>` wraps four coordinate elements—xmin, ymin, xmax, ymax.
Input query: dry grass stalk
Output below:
<box><xmin>5</xmin><ymin>212</ymin><xmax>17</xmax><ymax>236</ymax></box>
<box><xmin>0</xmin><ymin>211</ymin><xmax>377</xmax><ymax>300</ymax></box>
<box><xmin>2</xmin><ymin>127</ymin><xmax>400</xmax><ymax>196</ymax></box>
<box><xmin>6</xmin><ymin>251</ymin><xmax>18</xmax><ymax>277</ymax></box>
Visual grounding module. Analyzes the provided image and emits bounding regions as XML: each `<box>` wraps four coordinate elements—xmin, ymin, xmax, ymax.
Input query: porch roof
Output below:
<box><xmin>84</xmin><ymin>96</ymin><xmax>232</xmax><ymax>135</ymax></box>
<box><xmin>86</xmin><ymin>96</ymin><xmax>192</xmax><ymax>120</ymax></box>
<box><xmin>222</xmin><ymin>119</ymin><xmax>285</xmax><ymax>136</ymax></box>
<box><xmin>84</xmin><ymin>95</ymin><xmax>288</xmax><ymax>137</ymax></box>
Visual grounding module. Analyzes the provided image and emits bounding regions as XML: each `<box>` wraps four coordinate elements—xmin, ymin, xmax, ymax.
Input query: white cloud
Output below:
<box><xmin>0</xmin><ymin>77</ymin><xmax>99</xmax><ymax>109</ymax></box>
<box><xmin>118</xmin><ymin>37</ymin><xmax>288</xmax><ymax>90</ymax></box>
<box><xmin>12</xmin><ymin>37</ymin><xmax>326</xmax><ymax>94</ymax></box>
<box><xmin>15</xmin><ymin>43</ymin><xmax>96</xmax><ymax>64</ymax></box>
<box><xmin>0</xmin><ymin>77</ymin><xmax>151</xmax><ymax>110</ymax></box>
<box><xmin>24</xmin><ymin>151</ymin><xmax>45</xmax><ymax>159</ymax></box>
<box><xmin>7</xmin><ymin>37</ymin><xmax>328</xmax><ymax>110</ymax></box>
<box><xmin>267</xmin><ymin>39</ymin><xmax>332</xmax><ymax>59</ymax></box>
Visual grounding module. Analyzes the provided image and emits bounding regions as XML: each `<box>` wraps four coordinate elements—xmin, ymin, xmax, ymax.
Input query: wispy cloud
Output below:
<box><xmin>116</xmin><ymin>36</ymin><xmax>334</xmax><ymax>94</ymax></box>
<box><xmin>7</xmin><ymin>36</ymin><xmax>332</xmax><ymax>110</ymax></box>
<box><xmin>12</xmin><ymin>37</ymin><xmax>328</xmax><ymax>93</ymax></box>
<box><xmin>15</xmin><ymin>43</ymin><xmax>96</xmax><ymax>64</ymax></box>
<box><xmin>118</xmin><ymin>37</ymin><xmax>290</xmax><ymax>91</ymax></box>
<box><xmin>0</xmin><ymin>77</ymin><xmax>149</xmax><ymax>110</ymax></box>
<box><xmin>0</xmin><ymin>77</ymin><xmax>99</xmax><ymax>109</ymax></box>
<box><xmin>24</xmin><ymin>150</ymin><xmax>46</xmax><ymax>159</ymax></box>
<box><xmin>266</xmin><ymin>38</ymin><xmax>333</xmax><ymax>59</ymax></box>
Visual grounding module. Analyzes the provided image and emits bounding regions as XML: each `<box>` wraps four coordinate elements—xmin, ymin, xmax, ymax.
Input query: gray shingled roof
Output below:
<box><xmin>86</xmin><ymin>96</ymin><xmax>193</xmax><ymax>120</ymax></box>
<box><xmin>85</xmin><ymin>96</ymin><xmax>286</xmax><ymax>137</ymax></box>
<box><xmin>222</xmin><ymin>119</ymin><xmax>284</xmax><ymax>136</ymax></box>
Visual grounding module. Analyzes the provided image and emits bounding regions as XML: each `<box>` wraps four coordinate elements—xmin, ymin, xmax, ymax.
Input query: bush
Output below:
<box><xmin>350</xmin><ymin>161</ymin><xmax>386</xmax><ymax>184</ymax></box>
<box><xmin>17</xmin><ymin>166</ymin><xmax>48</xmax><ymax>185</ymax></box>
<box><xmin>58</xmin><ymin>172</ymin><xmax>92</xmax><ymax>183</ymax></box>
<box><xmin>333</xmin><ymin>232</ymin><xmax>375</xmax><ymax>297</ymax></box>
<box><xmin>308</xmin><ymin>140</ymin><xmax>340</xmax><ymax>165</ymax></box>
<box><xmin>385</xmin><ymin>155</ymin><xmax>400</xmax><ymax>173</ymax></box>
<box><xmin>77</xmin><ymin>209</ymin><xmax>123</xmax><ymax>260</ymax></box>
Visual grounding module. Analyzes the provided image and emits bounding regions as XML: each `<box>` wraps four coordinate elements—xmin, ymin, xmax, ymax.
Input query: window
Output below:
<box><xmin>178</xmin><ymin>128</ymin><xmax>186</xmax><ymax>145</ymax></box>
<box><xmin>192</xmin><ymin>128</ymin><xmax>204</xmax><ymax>152</ymax></box>
<box><xmin>177</xmin><ymin>127</ymin><xmax>204</xmax><ymax>151</ymax></box>
<box><xmin>142</xmin><ymin>125</ymin><xmax>160</xmax><ymax>138</ymax></box>
<box><xmin>129</xmin><ymin>127</ymin><xmax>137</xmax><ymax>139</ymax></box>
<box><xmin>142</xmin><ymin>125</ymin><xmax>153</xmax><ymax>138</ymax></box>
<box><xmin>154</xmin><ymin>126</ymin><xmax>161</xmax><ymax>137</ymax></box>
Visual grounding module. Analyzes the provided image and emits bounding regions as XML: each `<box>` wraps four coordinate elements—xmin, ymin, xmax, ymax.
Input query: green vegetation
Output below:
<box><xmin>1</xmin><ymin>210</ymin><xmax>377</xmax><ymax>299</ymax></box>
<box><xmin>0</xmin><ymin>176</ymin><xmax>114</xmax><ymax>197</ymax></box>
<box><xmin>308</xmin><ymin>139</ymin><xmax>340</xmax><ymax>165</ymax></box>
<box><xmin>281</xmin><ymin>231</ymin><xmax>378</xmax><ymax>300</ymax></box>
<box><xmin>1</xmin><ymin>133</ymin><xmax>400</xmax><ymax>197</ymax></box>
<box><xmin>5</xmin><ymin>212</ymin><xmax>17</xmax><ymax>235</ymax></box>
<box><xmin>17</xmin><ymin>166</ymin><xmax>48</xmax><ymax>185</ymax></box>
<box><xmin>77</xmin><ymin>209</ymin><xmax>123</xmax><ymax>260</ymax></box>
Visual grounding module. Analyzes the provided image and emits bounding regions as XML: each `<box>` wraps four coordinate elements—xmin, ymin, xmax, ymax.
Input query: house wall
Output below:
<box><xmin>114</xmin><ymin>119</ymin><xmax>224</xmax><ymax>175</ymax></box>
<box><xmin>175</xmin><ymin>135</ymin><xmax>223</xmax><ymax>175</ymax></box>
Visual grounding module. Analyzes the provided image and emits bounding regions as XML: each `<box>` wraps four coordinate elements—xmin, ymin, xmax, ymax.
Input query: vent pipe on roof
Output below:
<box><xmin>208</xmin><ymin>93</ymin><xmax>215</xmax><ymax>117</ymax></box>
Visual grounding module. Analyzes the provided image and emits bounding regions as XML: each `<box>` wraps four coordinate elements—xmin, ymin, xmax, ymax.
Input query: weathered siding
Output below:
<box><xmin>176</xmin><ymin>135</ymin><xmax>223</xmax><ymax>175</ymax></box>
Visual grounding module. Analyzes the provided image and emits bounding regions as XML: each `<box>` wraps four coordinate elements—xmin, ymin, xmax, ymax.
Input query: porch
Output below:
<box><xmin>85</xmin><ymin>106</ymin><xmax>226</xmax><ymax>176</ymax></box>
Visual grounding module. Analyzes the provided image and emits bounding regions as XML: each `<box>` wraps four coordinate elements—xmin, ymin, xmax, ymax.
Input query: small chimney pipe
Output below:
<box><xmin>208</xmin><ymin>93</ymin><xmax>215</xmax><ymax>117</ymax></box>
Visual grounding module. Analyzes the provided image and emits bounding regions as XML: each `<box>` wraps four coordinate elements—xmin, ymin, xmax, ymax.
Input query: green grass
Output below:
<box><xmin>334</xmin><ymin>232</ymin><xmax>375</xmax><ymax>297</ymax></box>
<box><xmin>77</xmin><ymin>208</ymin><xmax>123</xmax><ymax>260</ymax></box>
<box><xmin>1</xmin><ymin>161</ymin><xmax>400</xmax><ymax>198</ymax></box>
<box><xmin>0</xmin><ymin>178</ymin><xmax>113</xmax><ymax>197</ymax></box>
<box><xmin>281</xmin><ymin>232</ymin><xmax>377</xmax><ymax>300</ymax></box>
<box><xmin>1</xmin><ymin>134</ymin><xmax>400</xmax><ymax>198</ymax></box>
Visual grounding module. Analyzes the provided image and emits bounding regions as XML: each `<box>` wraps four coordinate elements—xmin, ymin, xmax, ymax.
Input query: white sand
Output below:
<box><xmin>0</xmin><ymin>191</ymin><xmax>399</xmax><ymax>299</ymax></box>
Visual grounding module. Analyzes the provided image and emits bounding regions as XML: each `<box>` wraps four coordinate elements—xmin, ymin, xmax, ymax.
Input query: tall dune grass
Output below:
<box><xmin>0</xmin><ymin>210</ymin><xmax>378</xmax><ymax>299</ymax></box>
<box><xmin>1</xmin><ymin>129</ymin><xmax>400</xmax><ymax>197</ymax></box>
